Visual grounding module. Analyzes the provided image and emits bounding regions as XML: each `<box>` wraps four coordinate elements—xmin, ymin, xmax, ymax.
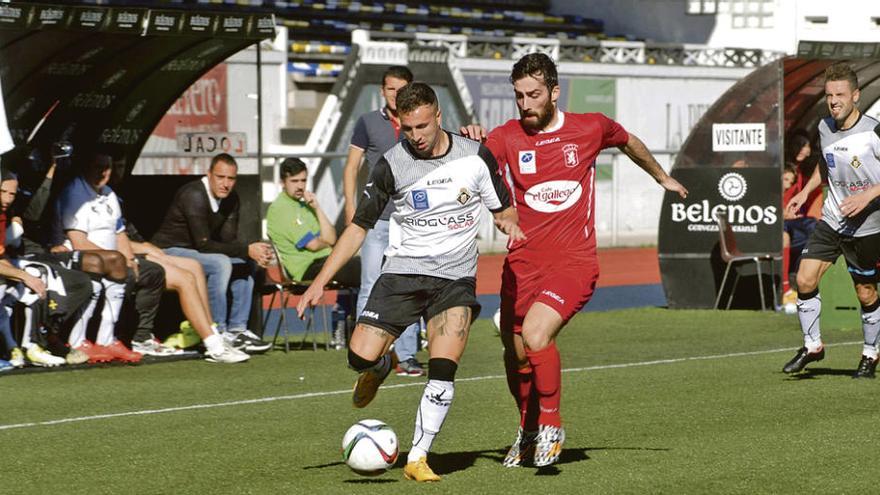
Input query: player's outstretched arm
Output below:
<box><xmin>619</xmin><ymin>133</ymin><xmax>688</xmax><ymax>199</ymax></box>
<box><xmin>342</xmin><ymin>146</ymin><xmax>365</xmax><ymax>225</ymax></box>
<box><xmin>296</xmin><ymin>223</ymin><xmax>368</xmax><ymax>319</ymax></box>
<box><xmin>492</xmin><ymin>206</ymin><xmax>526</xmax><ymax>242</ymax></box>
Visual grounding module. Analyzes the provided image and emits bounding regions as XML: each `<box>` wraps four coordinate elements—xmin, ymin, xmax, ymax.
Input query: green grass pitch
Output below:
<box><xmin>2</xmin><ymin>308</ymin><xmax>876</xmax><ymax>494</ymax></box>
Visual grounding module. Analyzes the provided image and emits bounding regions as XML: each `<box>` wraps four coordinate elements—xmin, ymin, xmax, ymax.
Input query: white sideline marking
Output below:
<box><xmin>0</xmin><ymin>341</ymin><xmax>860</xmax><ymax>432</ymax></box>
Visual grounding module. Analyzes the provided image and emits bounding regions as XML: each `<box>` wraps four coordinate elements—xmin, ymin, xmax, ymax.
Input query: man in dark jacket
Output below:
<box><xmin>152</xmin><ymin>153</ymin><xmax>273</xmax><ymax>353</ymax></box>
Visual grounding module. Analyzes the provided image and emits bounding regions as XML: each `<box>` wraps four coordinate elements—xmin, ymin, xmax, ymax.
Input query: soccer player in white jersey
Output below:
<box><xmin>297</xmin><ymin>82</ymin><xmax>524</xmax><ymax>482</ymax></box>
<box><xmin>785</xmin><ymin>62</ymin><xmax>880</xmax><ymax>378</ymax></box>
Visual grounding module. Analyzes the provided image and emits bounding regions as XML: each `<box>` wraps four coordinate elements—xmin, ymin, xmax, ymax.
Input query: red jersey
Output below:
<box><xmin>485</xmin><ymin>111</ymin><xmax>629</xmax><ymax>256</ymax></box>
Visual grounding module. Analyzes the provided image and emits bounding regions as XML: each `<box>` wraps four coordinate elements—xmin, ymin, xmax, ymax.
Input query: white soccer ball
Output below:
<box><xmin>341</xmin><ymin>419</ymin><xmax>398</xmax><ymax>476</ymax></box>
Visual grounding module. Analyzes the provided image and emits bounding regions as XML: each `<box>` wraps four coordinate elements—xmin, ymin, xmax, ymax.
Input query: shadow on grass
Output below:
<box><xmin>304</xmin><ymin>445</ymin><xmax>668</xmax><ymax>477</ymax></box>
<box><xmin>787</xmin><ymin>367</ymin><xmax>856</xmax><ymax>380</ymax></box>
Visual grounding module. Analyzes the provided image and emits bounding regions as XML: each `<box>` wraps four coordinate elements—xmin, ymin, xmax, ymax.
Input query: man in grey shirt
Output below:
<box><xmin>342</xmin><ymin>65</ymin><xmax>424</xmax><ymax>376</ymax></box>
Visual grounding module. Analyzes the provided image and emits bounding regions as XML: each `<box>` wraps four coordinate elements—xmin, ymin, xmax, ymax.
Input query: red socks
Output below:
<box><xmin>782</xmin><ymin>244</ymin><xmax>791</xmax><ymax>292</ymax></box>
<box><xmin>525</xmin><ymin>343</ymin><xmax>562</xmax><ymax>427</ymax></box>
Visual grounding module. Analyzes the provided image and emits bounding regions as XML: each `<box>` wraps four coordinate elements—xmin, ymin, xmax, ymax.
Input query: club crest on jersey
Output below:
<box><xmin>411</xmin><ymin>190</ymin><xmax>429</xmax><ymax>210</ymax></box>
<box><xmin>825</xmin><ymin>153</ymin><xmax>835</xmax><ymax>169</ymax></box>
<box><xmin>851</xmin><ymin>155</ymin><xmax>862</xmax><ymax>169</ymax></box>
<box><xmin>518</xmin><ymin>150</ymin><xmax>536</xmax><ymax>174</ymax></box>
<box><xmin>562</xmin><ymin>143</ymin><xmax>579</xmax><ymax>167</ymax></box>
<box><xmin>456</xmin><ymin>188</ymin><xmax>472</xmax><ymax>205</ymax></box>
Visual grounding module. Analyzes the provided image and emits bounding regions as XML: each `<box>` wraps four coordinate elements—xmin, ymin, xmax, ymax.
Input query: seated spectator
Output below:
<box><xmin>58</xmin><ymin>152</ymin><xmax>166</xmax><ymax>363</ymax></box>
<box><xmin>781</xmin><ymin>131</ymin><xmax>822</xmax><ymax>308</ymax></box>
<box><xmin>0</xmin><ymin>167</ymin><xmax>92</xmax><ymax>367</ymax></box>
<box><xmin>151</xmin><ymin>153</ymin><xmax>273</xmax><ymax>353</ymax></box>
<box><xmin>266</xmin><ymin>158</ymin><xmax>360</xmax><ymax>286</ymax></box>
<box><xmin>267</xmin><ymin>158</ymin><xmax>360</xmax><ymax>348</ymax></box>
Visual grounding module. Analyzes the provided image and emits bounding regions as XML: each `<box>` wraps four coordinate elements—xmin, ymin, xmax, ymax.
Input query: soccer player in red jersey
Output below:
<box><xmin>466</xmin><ymin>53</ymin><xmax>688</xmax><ymax>467</ymax></box>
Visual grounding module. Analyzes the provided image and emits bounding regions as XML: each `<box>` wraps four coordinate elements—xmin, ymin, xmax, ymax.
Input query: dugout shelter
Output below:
<box><xmin>659</xmin><ymin>41</ymin><xmax>880</xmax><ymax>309</ymax></box>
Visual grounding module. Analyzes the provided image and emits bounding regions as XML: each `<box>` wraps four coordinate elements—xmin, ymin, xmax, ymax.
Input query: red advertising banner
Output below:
<box><xmin>152</xmin><ymin>63</ymin><xmax>227</xmax><ymax>139</ymax></box>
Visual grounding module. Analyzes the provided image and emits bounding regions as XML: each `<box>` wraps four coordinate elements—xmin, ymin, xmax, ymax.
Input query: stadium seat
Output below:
<box><xmin>714</xmin><ymin>214</ymin><xmax>778</xmax><ymax>310</ymax></box>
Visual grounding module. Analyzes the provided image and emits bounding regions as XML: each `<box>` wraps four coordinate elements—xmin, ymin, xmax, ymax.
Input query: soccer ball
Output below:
<box><xmin>341</xmin><ymin>419</ymin><xmax>398</xmax><ymax>476</ymax></box>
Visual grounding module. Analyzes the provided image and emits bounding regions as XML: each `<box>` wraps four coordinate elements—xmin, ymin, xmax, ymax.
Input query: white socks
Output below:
<box><xmin>96</xmin><ymin>279</ymin><xmax>125</xmax><ymax>346</ymax></box>
<box><xmin>69</xmin><ymin>279</ymin><xmax>101</xmax><ymax>348</ymax></box>
<box><xmin>797</xmin><ymin>293</ymin><xmax>823</xmax><ymax>351</ymax></box>
<box><xmin>408</xmin><ymin>379</ymin><xmax>454</xmax><ymax>463</ymax></box>
<box><xmin>861</xmin><ymin>302</ymin><xmax>880</xmax><ymax>359</ymax></box>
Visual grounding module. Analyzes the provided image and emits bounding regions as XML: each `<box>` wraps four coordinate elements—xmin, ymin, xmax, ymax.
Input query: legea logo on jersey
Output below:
<box><xmin>524</xmin><ymin>180</ymin><xmax>582</xmax><ymax>213</ymax></box>
<box><xmin>518</xmin><ymin>150</ymin><xmax>536</xmax><ymax>174</ymax></box>
<box><xmin>411</xmin><ymin>190</ymin><xmax>429</xmax><ymax>210</ymax></box>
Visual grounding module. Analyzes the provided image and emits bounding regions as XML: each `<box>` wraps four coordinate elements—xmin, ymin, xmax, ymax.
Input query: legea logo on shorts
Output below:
<box><xmin>524</xmin><ymin>180</ymin><xmax>582</xmax><ymax>213</ymax></box>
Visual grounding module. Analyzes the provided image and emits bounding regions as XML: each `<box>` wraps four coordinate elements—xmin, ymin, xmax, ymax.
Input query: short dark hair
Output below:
<box><xmin>280</xmin><ymin>157</ymin><xmax>308</xmax><ymax>179</ymax></box>
<box><xmin>824</xmin><ymin>62</ymin><xmax>858</xmax><ymax>90</ymax></box>
<box><xmin>382</xmin><ymin>65</ymin><xmax>413</xmax><ymax>86</ymax></box>
<box><xmin>210</xmin><ymin>153</ymin><xmax>237</xmax><ymax>171</ymax></box>
<box><xmin>1</xmin><ymin>167</ymin><xmax>18</xmax><ymax>183</ymax></box>
<box><xmin>396</xmin><ymin>82</ymin><xmax>437</xmax><ymax>115</ymax></box>
<box><xmin>510</xmin><ymin>52</ymin><xmax>558</xmax><ymax>91</ymax></box>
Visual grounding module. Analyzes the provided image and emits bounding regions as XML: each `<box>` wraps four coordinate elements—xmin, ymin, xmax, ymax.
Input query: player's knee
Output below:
<box><xmin>795</xmin><ymin>272</ymin><xmax>817</xmax><ymax>292</ymax></box>
<box><xmin>427</xmin><ymin>358</ymin><xmax>457</xmax><ymax>382</ymax></box>
<box><xmin>348</xmin><ymin>349</ymin><xmax>379</xmax><ymax>372</ymax></box>
<box><xmin>522</xmin><ymin>332</ymin><xmax>551</xmax><ymax>352</ymax></box>
<box><xmin>855</xmin><ymin>284</ymin><xmax>878</xmax><ymax>305</ymax></box>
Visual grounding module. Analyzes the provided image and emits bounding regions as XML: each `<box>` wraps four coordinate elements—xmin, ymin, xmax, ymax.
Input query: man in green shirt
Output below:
<box><xmin>267</xmin><ymin>157</ymin><xmax>360</xmax><ymax>289</ymax></box>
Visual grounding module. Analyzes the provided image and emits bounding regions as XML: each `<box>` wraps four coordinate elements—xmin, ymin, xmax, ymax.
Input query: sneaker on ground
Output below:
<box><xmin>205</xmin><ymin>340</ymin><xmax>250</xmax><ymax>364</ymax></box>
<box><xmin>403</xmin><ymin>456</ymin><xmax>440</xmax><ymax>482</ymax></box>
<box><xmin>9</xmin><ymin>347</ymin><xmax>25</xmax><ymax>368</ymax></box>
<box><xmin>782</xmin><ymin>346</ymin><xmax>824</xmax><ymax>373</ymax></box>
<box><xmin>0</xmin><ymin>359</ymin><xmax>13</xmax><ymax>372</ymax></box>
<box><xmin>228</xmin><ymin>330</ymin><xmax>272</xmax><ymax>354</ymax></box>
<box><xmin>65</xmin><ymin>347</ymin><xmax>90</xmax><ymax>365</ymax></box>
<box><xmin>502</xmin><ymin>426</ymin><xmax>538</xmax><ymax>468</ymax></box>
<box><xmin>132</xmin><ymin>338</ymin><xmax>182</xmax><ymax>357</ymax></box>
<box><xmin>395</xmin><ymin>357</ymin><xmax>425</xmax><ymax>377</ymax></box>
<box><xmin>853</xmin><ymin>355</ymin><xmax>878</xmax><ymax>379</ymax></box>
<box><xmin>104</xmin><ymin>340</ymin><xmax>143</xmax><ymax>363</ymax></box>
<box><xmin>27</xmin><ymin>344</ymin><xmax>67</xmax><ymax>367</ymax></box>
<box><xmin>353</xmin><ymin>353</ymin><xmax>398</xmax><ymax>408</ymax></box>
<box><xmin>533</xmin><ymin>424</ymin><xmax>565</xmax><ymax>467</ymax></box>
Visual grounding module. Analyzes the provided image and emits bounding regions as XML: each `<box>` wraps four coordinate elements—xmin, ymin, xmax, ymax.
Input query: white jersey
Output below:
<box><xmin>352</xmin><ymin>131</ymin><xmax>510</xmax><ymax>280</ymax></box>
<box><xmin>819</xmin><ymin>113</ymin><xmax>880</xmax><ymax>236</ymax></box>
<box><xmin>58</xmin><ymin>176</ymin><xmax>124</xmax><ymax>250</ymax></box>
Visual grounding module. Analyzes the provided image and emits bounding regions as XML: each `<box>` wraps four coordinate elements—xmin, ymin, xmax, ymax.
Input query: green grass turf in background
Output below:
<box><xmin>1</xmin><ymin>308</ymin><xmax>875</xmax><ymax>494</ymax></box>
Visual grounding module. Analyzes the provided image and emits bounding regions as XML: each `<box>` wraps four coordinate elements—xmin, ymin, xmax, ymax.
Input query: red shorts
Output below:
<box><xmin>500</xmin><ymin>252</ymin><xmax>599</xmax><ymax>334</ymax></box>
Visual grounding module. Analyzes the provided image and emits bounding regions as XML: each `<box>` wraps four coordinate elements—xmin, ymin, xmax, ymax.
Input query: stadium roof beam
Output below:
<box><xmin>0</xmin><ymin>2</ymin><xmax>274</xmax><ymax>177</ymax></box>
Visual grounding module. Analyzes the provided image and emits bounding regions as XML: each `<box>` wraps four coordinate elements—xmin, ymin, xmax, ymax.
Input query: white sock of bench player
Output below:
<box><xmin>95</xmin><ymin>278</ymin><xmax>125</xmax><ymax>346</ymax></box>
<box><xmin>68</xmin><ymin>279</ymin><xmax>101</xmax><ymax>348</ymax></box>
<box><xmin>797</xmin><ymin>289</ymin><xmax>822</xmax><ymax>352</ymax></box>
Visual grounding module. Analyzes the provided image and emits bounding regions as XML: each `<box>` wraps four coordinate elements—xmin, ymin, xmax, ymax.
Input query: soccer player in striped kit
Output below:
<box><xmin>298</xmin><ymin>82</ymin><xmax>524</xmax><ymax>481</ymax></box>
<box><xmin>785</xmin><ymin>62</ymin><xmax>880</xmax><ymax>379</ymax></box>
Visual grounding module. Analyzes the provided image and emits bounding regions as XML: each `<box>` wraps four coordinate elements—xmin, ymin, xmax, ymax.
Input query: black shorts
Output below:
<box><xmin>802</xmin><ymin>220</ymin><xmax>880</xmax><ymax>283</ymax></box>
<box><xmin>358</xmin><ymin>274</ymin><xmax>481</xmax><ymax>337</ymax></box>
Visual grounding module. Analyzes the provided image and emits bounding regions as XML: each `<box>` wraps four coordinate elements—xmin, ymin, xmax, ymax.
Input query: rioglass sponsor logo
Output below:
<box><xmin>524</xmin><ymin>180</ymin><xmax>582</xmax><ymax>213</ymax></box>
<box><xmin>670</xmin><ymin>200</ymin><xmax>778</xmax><ymax>233</ymax></box>
<box><xmin>833</xmin><ymin>179</ymin><xmax>872</xmax><ymax>193</ymax></box>
<box><xmin>403</xmin><ymin>213</ymin><xmax>475</xmax><ymax>230</ymax></box>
